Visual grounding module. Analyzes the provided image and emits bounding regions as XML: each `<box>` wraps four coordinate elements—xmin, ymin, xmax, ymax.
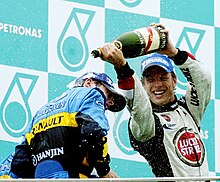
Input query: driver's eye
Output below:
<box><xmin>146</xmin><ymin>77</ymin><xmax>155</xmax><ymax>83</ymax></box>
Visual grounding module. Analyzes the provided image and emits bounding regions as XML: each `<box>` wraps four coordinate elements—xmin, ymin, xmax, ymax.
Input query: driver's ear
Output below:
<box><xmin>83</xmin><ymin>78</ymin><xmax>93</xmax><ymax>87</ymax></box>
<box><xmin>140</xmin><ymin>77</ymin><xmax>145</xmax><ymax>85</ymax></box>
<box><xmin>173</xmin><ymin>77</ymin><xmax>177</xmax><ymax>88</ymax></box>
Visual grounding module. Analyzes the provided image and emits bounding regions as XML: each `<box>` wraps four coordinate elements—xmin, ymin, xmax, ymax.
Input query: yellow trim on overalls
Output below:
<box><xmin>26</xmin><ymin>112</ymin><xmax>78</xmax><ymax>145</ymax></box>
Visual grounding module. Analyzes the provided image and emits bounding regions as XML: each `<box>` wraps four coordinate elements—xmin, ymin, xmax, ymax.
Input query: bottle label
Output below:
<box><xmin>154</xmin><ymin>26</ymin><xmax>167</xmax><ymax>49</ymax></box>
<box><xmin>145</xmin><ymin>27</ymin><xmax>153</xmax><ymax>53</ymax></box>
<box><xmin>113</xmin><ymin>40</ymin><xmax>122</xmax><ymax>50</ymax></box>
<box><xmin>135</xmin><ymin>27</ymin><xmax>160</xmax><ymax>54</ymax></box>
<box><xmin>148</xmin><ymin>26</ymin><xmax>160</xmax><ymax>52</ymax></box>
<box><xmin>133</xmin><ymin>29</ymin><xmax>146</xmax><ymax>56</ymax></box>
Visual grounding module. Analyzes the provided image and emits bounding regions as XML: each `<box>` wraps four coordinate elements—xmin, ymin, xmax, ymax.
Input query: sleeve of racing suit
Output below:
<box><xmin>114</xmin><ymin>63</ymin><xmax>156</xmax><ymax>142</ymax></box>
<box><xmin>1</xmin><ymin>120</ymin><xmax>35</xmax><ymax>179</ymax></box>
<box><xmin>72</xmin><ymin>88</ymin><xmax>111</xmax><ymax>176</ymax></box>
<box><xmin>80</xmin><ymin>127</ymin><xmax>110</xmax><ymax>177</ymax></box>
<box><xmin>0</xmin><ymin>153</ymin><xmax>18</xmax><ymax>179</ymax></box>
<box><xmin>11</xmin><ymin>140</ymin><xmax>35</xmax><ymax>178</ymax></box>
<box><xmin>173</xmin><ymin>50</ymin><xmax>212</xmax><ymax>127</ymax></box>
<box><xmin>69</xmin><ymin>88</ymin><xmax>110</xmax><ymax>135</ymax></box>
<box><xmin>89</xmin><ymin>134</ymin><xmax>110</xmax><ymax>177</ymax></box>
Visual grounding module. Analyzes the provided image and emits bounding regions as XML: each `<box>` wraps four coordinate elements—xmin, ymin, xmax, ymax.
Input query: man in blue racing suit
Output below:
<box><xmin>0</xmin><ymin>72</ymin><xmax>126</xmax><ymax>178</ymax></box>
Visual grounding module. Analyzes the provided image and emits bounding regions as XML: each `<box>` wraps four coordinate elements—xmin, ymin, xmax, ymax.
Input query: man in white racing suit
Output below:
<box><xmin>98</xmin><ymin>23</ymin><xmax>211</xmax><ymax>177</ymax></box>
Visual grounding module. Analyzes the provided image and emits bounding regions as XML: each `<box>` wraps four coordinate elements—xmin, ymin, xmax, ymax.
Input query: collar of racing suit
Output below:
<box><xmin>151</xmin><ymin>95</ymin><xmax>178</xmax><ymax>113</ymax></box>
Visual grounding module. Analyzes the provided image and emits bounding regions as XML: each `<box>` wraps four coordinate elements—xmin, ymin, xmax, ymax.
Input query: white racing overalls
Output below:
<box><xmin>116</xmin><ymin>51</ymin><xmax>211</xmax><ymax>177</ymax></box>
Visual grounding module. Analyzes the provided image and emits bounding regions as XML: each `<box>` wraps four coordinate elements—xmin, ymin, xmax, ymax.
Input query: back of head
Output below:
<box><xmin>67</xmin><ymin>72</ymin><xmax>126</xmax><ymax>112</ymax></box>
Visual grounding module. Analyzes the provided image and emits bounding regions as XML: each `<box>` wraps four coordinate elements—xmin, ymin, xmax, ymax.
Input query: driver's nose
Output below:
<box><xmin>106</xmin><ymin>98</ymin><xmax>114</xmax><ymax>110</ymax></box>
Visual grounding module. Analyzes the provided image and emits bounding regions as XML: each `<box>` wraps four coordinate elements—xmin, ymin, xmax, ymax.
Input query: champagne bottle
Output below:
<box><xmin>91</xmin><ymin>25</ymin><xmax>167</xmax><ymax>58</ymax></box>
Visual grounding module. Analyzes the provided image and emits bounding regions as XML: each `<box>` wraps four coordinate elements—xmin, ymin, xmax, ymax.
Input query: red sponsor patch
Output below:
<box><xmin>177</xmin><ymin>132</ymin><xmax>201</xmax><ymax>161</ymax></box>
<box><xmin>173</xmin><ymin>127</ymin><xmax>205</xmax><ymax>167</ymax></box>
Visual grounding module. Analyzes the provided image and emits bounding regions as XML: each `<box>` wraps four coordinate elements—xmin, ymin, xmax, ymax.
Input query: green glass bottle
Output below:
<box><xmin>91</xmin><ymin>25</ymin><xmax>167</xmax><ymax>58</ymax></box>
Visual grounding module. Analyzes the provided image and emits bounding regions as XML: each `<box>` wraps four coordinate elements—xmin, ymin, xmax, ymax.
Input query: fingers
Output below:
<box><xmin>150</xmin><ymin>22</ymin><xmax>166</xmax><ymax>31</ymax></box>
<box><xmin>150</xmin><ymin>22</ymin><xmax>169</xmax><ymax>35</ymax></box>
<box><xmin>99</xmin><ymin>43</ymin><xmax>118</xmax><ymax>59</ymax></box>
<box><xmin>150</xmin><ymin>22</ymin><xmax>156</xmax><ymax>26</ymax></box>
<box><xmin>97</xmin><ymin>42</ymin><xmax>126</xmax><ymax>67</ymax></box>
<box><xmin>151</xmin><ymin>22</ymin><xmax>165</xmax><ymax>29</ymax></box>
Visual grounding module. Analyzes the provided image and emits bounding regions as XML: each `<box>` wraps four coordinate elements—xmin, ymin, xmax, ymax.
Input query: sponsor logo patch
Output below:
<box><xmin>173</xmin><ymin>127</ymin><xmax>205</xmax><ymax>167</ymax></box>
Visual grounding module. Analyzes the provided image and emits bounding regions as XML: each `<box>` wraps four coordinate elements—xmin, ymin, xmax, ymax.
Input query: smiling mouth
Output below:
<box><xmin>153</xmin><ymin>90</ymin><xmax>166</xmax><ymax>95</ymax></box>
